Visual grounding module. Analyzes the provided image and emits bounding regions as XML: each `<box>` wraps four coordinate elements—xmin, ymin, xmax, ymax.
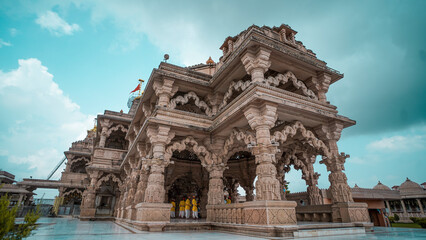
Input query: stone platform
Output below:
<box><xmin>116</xmin><ymin>218</ymin><xmax>373</xmax><ymax>238</ymax></box>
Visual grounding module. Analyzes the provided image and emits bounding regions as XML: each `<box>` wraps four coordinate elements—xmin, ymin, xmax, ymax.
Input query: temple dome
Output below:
<box><xmin>399</xmin><ymin>178</ymin><xmax>423</xmax><ymax>192</ymax></box>
<box><xmin>373</xmin><ymin>181</ymin><xmax>391</xmax><ymax>190</ymax></box>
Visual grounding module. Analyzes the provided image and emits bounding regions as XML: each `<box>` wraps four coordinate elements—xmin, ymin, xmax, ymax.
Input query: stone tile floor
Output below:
<box><xmin>23</xmin><ymin>218</ymin><xmax>426</xmax><ymax>240</ymax></box>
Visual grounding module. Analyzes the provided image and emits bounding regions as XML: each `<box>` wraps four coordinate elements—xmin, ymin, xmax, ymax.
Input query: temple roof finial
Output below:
<box><xmin>206</xmin><ymin>56</ymin><xmax>215</xmax><ymax>65</ymax></box>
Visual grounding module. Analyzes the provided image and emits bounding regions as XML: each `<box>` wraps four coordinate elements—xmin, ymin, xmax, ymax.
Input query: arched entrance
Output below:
<box><xmin>94</xmin><ymin>174</ymin><xmax>121</xmax><ymax>217</ymax></box>
<box><xmin>165</xmin><ymin>149</ymin><xmax>208</xmax><ymax>218</ymax></box>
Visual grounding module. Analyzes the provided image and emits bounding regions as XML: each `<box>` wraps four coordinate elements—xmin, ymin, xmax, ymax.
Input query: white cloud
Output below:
<box><xmin>35</xmin><ymin>11</ymin><xmax>81</xmax><ymax>36</ymax></box>
<box><xmin>0</xmin><ymin>39</ymin><xmax>11</xmax><ymax>48</ymax></box>
<box><xmin>367</xmin><ymin>135</ymin><xmax>426</xmax><ymax>151</ymax></box>
<box><xmin>79</xmin><ymin>2</ymin><xmax>222</xmax><ymax>65</ymax></box>
<box><xmin>10</xmin><ymin>28</ymin><xmax>18</xmax><ymax>37</ymax></box>
<box><xmin>0</xmin><ymin>58</ymin><xmax>94</xmax><ymax>179</ymax></box>
<box><xmin>9</xmin><ymin>148</ymin><xmax>62</xmax><ymax>177</ymax></box>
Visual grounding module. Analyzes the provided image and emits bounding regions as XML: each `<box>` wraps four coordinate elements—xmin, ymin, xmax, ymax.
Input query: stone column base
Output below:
<box><xmin>125</xmin><ymin>206</ymin><xmax>137</xmax><ymax>220</ymax></box>
<box><xmin>244</xmin><ymin>200</ymin><xmax>297</xmax><ymax>225</ymax></box>
<box><xmin>80</xmin><ymin>207</ymin><xmax>96</xmax><ymax>219</ymax></box>
<box><xmin>332</xmin><ymin>202</ymin><xmax>370</xmax><ymax>223</ymax></box>
<box><xmin>135</xmin><ymin>202</ymin><xmax>171</xmax><ymax>222</ymax></box>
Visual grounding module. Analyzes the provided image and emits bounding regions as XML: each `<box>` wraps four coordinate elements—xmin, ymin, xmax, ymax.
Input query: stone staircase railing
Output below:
<box><xmin>296</xmin><ymin>204</ymin><xmax>332</xmax><ymax>222</ymax></box>
<box><xmin>207</xmin><ymin>203</ymin><xmax>245</xmax><ymax>224</ymax></box>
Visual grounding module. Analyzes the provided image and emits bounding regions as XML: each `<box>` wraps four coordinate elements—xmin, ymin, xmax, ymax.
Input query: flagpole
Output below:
<box><xmin>138</xmin><ymin>79</ymin><xmax>144</xmax><ymax>96</ymax></box>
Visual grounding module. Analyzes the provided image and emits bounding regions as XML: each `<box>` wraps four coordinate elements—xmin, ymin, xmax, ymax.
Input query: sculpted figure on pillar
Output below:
<box><xmin>244</xmin><ymin>102</ymin><xmax>281</xmax><ymax>201</ymax></box>
<box><xmin>153</xmin><ymin>78</ymin><xmax>179</xmax><ymax>107</ymax></box>
<box><xmin>143</xmin><ymin>125</ymin><xmax>175</xmax><ymax>203</ymax></box>
<box><xmin>241</xmin><ymin>47</ymin><xmax>272</xmax><ymax>83</ymax></box>
<box><xmin>316</xmin><ymin>122</ymin><xmax>354</xmax><ymax>203</ymax></box>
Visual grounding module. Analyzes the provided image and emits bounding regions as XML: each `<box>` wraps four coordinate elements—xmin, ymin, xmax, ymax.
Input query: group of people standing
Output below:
<box><xmin>170</xmin><ymin>196</ymin><xmax>198</xmax><ymax>219</ymax></box>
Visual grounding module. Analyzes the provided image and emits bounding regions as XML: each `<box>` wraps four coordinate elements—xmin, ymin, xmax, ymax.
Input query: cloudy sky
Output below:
<box><xmin>0</xmin><ymin>0</ymin><xmax>425</xmax><ymax>198</ymax></box>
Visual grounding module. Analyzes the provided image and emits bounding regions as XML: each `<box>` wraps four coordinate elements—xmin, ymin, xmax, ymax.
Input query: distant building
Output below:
<box><xmin>287</xmin><ymin>178</ymin><xmax>426</xmax><ymax>226</ymax></box>
<box><xmin>0</xmin><ymin>171</ymin><xmax>34</xmax><ymax>206</ymax></box>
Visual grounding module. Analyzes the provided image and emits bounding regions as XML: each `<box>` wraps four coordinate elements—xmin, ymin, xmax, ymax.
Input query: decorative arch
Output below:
<box><xmin>106</xmin><ymin>124</ymin><xmax>128</xmax><ymax>137</ymax></box>
<box><xmin>165</xmin><ymin>136</ymin><xmax>214</xmax><ymax>166</ymax></box>
<box><xmin>223</xmin><ymin>128</ymin><xmax>256</xmax><ymax>158</ymax></box>
<box><xmin>95</xmin><ymin>173</ymin><xmax>123</xmax><ymax>189</ymax></box>
<box><xmin>271</xmin><ymin>121</ymin><xmax>330</xmax><ymax>157</ymax></box>
<box><xmin>265</xmin><ymin>71</ymin><xmax>318</xmax><ymax>100</ymax></box>
<box><xmin>224</xmin><ymin>146</ymin><xmax>250</xmax><ymax>164</ymax></box>
<box><xmin>218</xmin><ymin>80</ymin><xmax>251</xmax><ymax>111</ymax></box>
<box><xmin>169</xmin><ymin>92</ymin><xmax>213</xmax><ymax>117</ymax></box>
<box><xmin>69</xmin><ymin>156</ymin><xmax>89</xmax><ymax>165</ymax></box>
<box><xmin>63</xmin><ymin>188</ymin><xmax>83</xmax><ymax>198</ymax></box>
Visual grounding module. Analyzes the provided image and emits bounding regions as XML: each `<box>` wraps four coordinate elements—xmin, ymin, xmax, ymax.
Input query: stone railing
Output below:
<box><xmin>296</xmin><ymin>204</ymin><xmax>332</xmax><ymax>222</ymax></box>
<box><xmin>207</xmin><ymin>203</ymin><xmax>245</xmax><ymax>224</ymax></box>
<box><xmin>207</xmin><ymin>201</ymin><xmax>297</xmax><ymax>225</ymax></box>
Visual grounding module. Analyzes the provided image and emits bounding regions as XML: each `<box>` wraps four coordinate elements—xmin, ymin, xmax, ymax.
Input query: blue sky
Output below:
<box><xmin>0</xmin><ymin>0</ymin><xmax>425</xmax><ymax>198</ymax></box>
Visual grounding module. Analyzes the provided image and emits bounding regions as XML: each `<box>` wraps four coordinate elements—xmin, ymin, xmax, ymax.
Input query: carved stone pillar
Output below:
<box><xmin>99</xmin><ymin>119</ymin><xmax>112</xmax><ymax>148</ymax></box>
<box><xmin>206</xmin><ymin>164</ymin><xmax>226</xmax><ymax>222</ymax></box>
<box><xmin>143</xmin><ymin>125</ymin><xmax>174</xmax><ymax>203</ymax></box>
<box><xmin>153</xmin><ymin>78</ymin><xmax>178</xmax><ymax>107</ymax></box>
<box><xmin>316</xmin><ymin>122</ymin><xmax>353</xmax><ymax>203</ymax></box>
<box><xmin>243</xmin><ymin>186</ymin><xmax>255</xmax><ymax>201</ymax></box>
<box><xmin>144</xmin><ymin>159</ymin><xmax>168</xmax><ymax>203</ymax></box>
<box><xmin>206</xmin><ymin>164</ymin><xmax>226</xmax><ymax>205</ymax></box>
<box><xmin>134</xmin><ymin>164</ymin><xmax>149</xmax><ymax>204</ymax></box>
<box><xmin>126</xmin><ymin>168</ymin><xmax>139</xmax><ymax>206</ymax></box>
<box><xmin>241</xmin><ymin>47</ymin><xmax>271</xmax><ymax>83</ymax></box>
<box><xmin>276</xmin><ymin>158</ymin><xmax>290</xmax><ymax>201</ymax></box>
<box><xmin>303</xmin><ymin>156</ymin><xmax>322</xmax><ymax>205</ymax></box>
<box><xmin>244</xmin><ymin>103</ymin><xmax>281</xmax><ymax>201</ymax></box>
<box><xmin>80</xmin><ymin>170</ymin><xmax>100</xmax><ymax>219</ymax></box>
<box><xmin>135</xmin><ymin>125</ymin><xmax>174</xmax><ymax>225</ymax></box>
<box><xmin>316</xmin><ymin>122</ymin><xmax>369</xmax><ymax>223</ymax></box>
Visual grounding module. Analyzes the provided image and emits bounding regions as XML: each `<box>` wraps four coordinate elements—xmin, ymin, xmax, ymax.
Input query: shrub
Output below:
<box><xmin>389</xmin><ymin>216</ymin><xmax>395</xmax><ymax>223</ymax></box>
<box><xmin>418</xmin><ymin>219</ymin><xmax>426</xmax><ymax>229</ymax></box>
<box><xmin>0</xmin><ymin>192</ymin><xmax>40</xmax><ymax>240</ymax></box>
<box><xmin>394</xmin><ymin>214</ymin><xmax>400</xmax><ymax>222</ymax></box>
<box><xmin>410</xmin><ymin>217</ymin><xmax>420</xmax><ymax>223</ymax></box>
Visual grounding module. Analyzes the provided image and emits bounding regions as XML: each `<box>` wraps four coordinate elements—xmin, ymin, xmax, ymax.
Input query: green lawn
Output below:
<box><xmin>391</xmin><ymin>222</ymin><xmax>421</xmax><ymax>228</ymax></box>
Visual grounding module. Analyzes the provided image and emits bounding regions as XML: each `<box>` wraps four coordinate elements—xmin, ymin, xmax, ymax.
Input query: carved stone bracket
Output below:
<box><xmin>153</xmin><ymin>78</ymin><xmax>178</xmax><ymax>107</ymax></box>
<box><xmin>241</xmin><ymin>47</ymin><xmax>272</xmax><ymax>83</ymax></box>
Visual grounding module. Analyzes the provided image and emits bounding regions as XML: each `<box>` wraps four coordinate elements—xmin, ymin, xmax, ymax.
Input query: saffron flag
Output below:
<box><xmin>130</xmin><ymin>84</ymin><xmax>141</xmax><ymax>94</ymax></box>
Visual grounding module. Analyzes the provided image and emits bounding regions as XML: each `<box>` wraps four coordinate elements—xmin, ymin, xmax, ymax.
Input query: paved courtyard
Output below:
<box><xmin>23</xmin><ymin>218</ymin><xmax>426</xmax><ymax>240</ymax></box>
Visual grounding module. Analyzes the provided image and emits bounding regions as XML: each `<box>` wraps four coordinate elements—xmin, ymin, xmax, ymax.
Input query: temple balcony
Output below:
<box><xmin>91</xmin><ymin>147</ymin><xmax>127</xmax><ymax>169</ymax></box>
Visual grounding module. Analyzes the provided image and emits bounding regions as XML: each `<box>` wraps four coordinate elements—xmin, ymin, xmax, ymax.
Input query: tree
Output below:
<box><xmin>0</xmin><ymin>188</ymin><xmax>40</xmax><ymax>240</ymax></box>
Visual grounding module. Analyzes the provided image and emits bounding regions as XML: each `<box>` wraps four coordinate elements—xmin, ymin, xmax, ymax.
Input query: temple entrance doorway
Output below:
<box><xmin>95</xmin><ymin>179</ymin><xmax>120</xmax><ymax>217</ymax></box>
<box><xmin>165</xmin><ymin>150</ymin><xmax>208</xmax><ymax>218</ymax></box>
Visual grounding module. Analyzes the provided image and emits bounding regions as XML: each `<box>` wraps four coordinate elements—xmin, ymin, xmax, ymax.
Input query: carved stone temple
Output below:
<box><xmin>57</xmin><ymin>24</ymin><xmax>372</xmax><ymax>234</ymax></box>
